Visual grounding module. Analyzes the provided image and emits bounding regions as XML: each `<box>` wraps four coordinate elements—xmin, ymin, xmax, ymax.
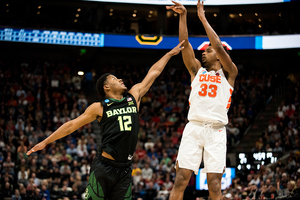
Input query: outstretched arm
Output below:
<box><xmin>27</xmin><ymin>103</ymin><xmax>103</xmax><ymax>155</ymax></box>
<box><xmin>129</xmin><ymin>41</ymin><xmax>184</xmax><ymax>108</ymax></box>
<box><xmin>167</xmin><ymin>1</ymin><xmax>201</xmax><ymax>81</ymax></box>
<box><xmin>197</xmin><ymin>0</ymin><xmax>238</xmax><ymax>86</ymax></box>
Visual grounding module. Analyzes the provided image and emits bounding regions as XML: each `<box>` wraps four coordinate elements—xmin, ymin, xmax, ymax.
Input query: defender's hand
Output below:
<box><xmin>27</xmin><ymin>141</ymin><xmax>47</xmax><ymax>155</ymax></box>
<box><xmin>168</xmin><ymin>40</ymin><xmax>185</xmax><ymax>56</ymax></box>
<box><xmin>197</xmin><ymin>0</ymin><xmax>206</xmax><ymax>21</ymax></box>
<box><xmin>166</xmin><ymin>1</ymin><xmax>187</xmax><ymax>14</ymax></box>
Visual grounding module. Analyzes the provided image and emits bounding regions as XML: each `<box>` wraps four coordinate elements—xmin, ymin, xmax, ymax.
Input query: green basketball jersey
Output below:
<box><xmin>99</xmin><ymin>93</ymin><xmax>139</xmax><ymax>162</ymax></box>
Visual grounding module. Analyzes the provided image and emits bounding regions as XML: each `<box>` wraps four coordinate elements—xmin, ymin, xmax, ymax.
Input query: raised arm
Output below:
<box><xmin>197</xmin><ymin>0</ymin><xmax>238</xmax><ymax>86</ymax></box>
<box><xmin>167</xmin><ymin>1</ymin><xmax>201</xmax><ymax>81</ymax></box>
<box><xmin>129</xmin><ymin>41</ymin><xmax>184</xmax><ymax>108</ymax></box>
<box><xmin>27</xmin><ymin>103</ymin><xmax>103</xmax><ymax>155</ymax></box>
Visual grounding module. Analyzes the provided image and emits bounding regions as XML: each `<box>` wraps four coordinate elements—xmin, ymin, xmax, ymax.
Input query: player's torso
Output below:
<box><xmin>99</xmin><ymin>93</ymin><xmax>139</xmax><ymax>162</ymax></box>
<box><xmin>188</xmin><ymin>67</ymin><xmax>233</xmax><ymax>125</ymax></box>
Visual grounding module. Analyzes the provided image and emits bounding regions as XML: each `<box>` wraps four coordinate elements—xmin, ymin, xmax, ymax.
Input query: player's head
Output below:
<box><xmin>202</xmin><ymin>44</ymin><xmax>229</xmax><ymax>68</ymax></box>
<box><xmin>96</xmin><ymin>73</ymin><xmax>127</xmax><ymax>98</ymax></box>
<box><xmin>96</xmin><ymin>73</ymin><xmax>111</xmax><ymax>98</ymax></box>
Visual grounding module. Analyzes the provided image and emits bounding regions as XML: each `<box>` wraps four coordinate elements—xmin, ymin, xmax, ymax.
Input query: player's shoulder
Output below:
<box><xmin>87</xmin><ymin>102</ymin><xmax>103</xmax><ymax>112</ymax></box>
<box><xmin>128</xmin><ymin>84</ymin><xmax>141</xmax><ymax>101</ymax></box>
<box><xmin>128</xmin><ymin>83</ymin><xmax>141</xmax><ymax>92</ymax></box>
<box><xmin>87</xmin><ymin>102</ymin><xmax>103</xmax><ymax>119</ymax></box>
<box><xmin>90</xmin><ymin>102</ymin><xmax>102</xmax><ymax>106</ymax></box>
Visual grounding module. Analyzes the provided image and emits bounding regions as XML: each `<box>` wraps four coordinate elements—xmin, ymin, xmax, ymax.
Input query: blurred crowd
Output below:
<box><xmin>224</xmin><ymin>78</ymin><xmax>300</xmax><ymax>199</ymax></box>
<box><xmin>0</xmin><ymin>57</ymin><xmax>287</xmax><ymax>200</ymax></box>
<box><xmin>251</xmin><ymin>80</ymin><xmax>300</xmax><ymax>154</ymax></box>
<box><xmin>222</xmin><ymin>157</ymin><xmax>300</xmax><ymax>200</ymax></box>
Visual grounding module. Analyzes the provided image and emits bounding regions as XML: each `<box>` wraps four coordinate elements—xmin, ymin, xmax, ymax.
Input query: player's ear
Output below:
<box><xmin>104</xmin><ymin>84</ymin><xmax>110</xmax><ymax>91</ymax></box>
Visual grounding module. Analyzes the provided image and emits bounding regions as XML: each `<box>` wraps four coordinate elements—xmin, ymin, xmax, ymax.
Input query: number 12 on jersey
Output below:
<box><xmin>118</xmin><ymin>115</ymin><xmax>132</xmax><ymax>131</ymax></box>
<box><xmin>198</xmin><ymin>83</ymin><xmax>217</xmax><ymax>97</ymax></box>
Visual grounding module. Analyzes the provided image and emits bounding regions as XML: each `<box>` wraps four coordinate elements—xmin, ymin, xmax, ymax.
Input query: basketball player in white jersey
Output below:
<box><xmin>167</xmin><ymin>1</ymin><xmax>238</xmax><ymax>200</ymax></box>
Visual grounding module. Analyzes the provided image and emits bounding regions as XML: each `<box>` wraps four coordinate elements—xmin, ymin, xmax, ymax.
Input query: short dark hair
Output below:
<box><xmin>96</xmin><ymin>73</ymin><xmax>111</xmax><ymax>98</ymax></box>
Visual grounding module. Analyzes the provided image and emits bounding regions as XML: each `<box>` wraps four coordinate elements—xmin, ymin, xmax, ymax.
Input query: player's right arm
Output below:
<box><xmin>129</xmin><ymin>41</ymin><xmax>184</xmax><ymax>110</ymax></box>
<box><xmin>167</xmin><ymin>1</ymin><xmax>201</xmax><ymax>81</ymax></box>
<box><xmin>27</xmin><ymin>103</ymin><xmax>103</xmax><ymax>155</ymax></box>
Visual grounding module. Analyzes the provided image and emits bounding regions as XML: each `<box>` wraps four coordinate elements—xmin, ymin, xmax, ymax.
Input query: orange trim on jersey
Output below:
<box><xmin>226</xmin><ymin>88</ymin><xmax>233</xmax><ymax>109</ymax></box>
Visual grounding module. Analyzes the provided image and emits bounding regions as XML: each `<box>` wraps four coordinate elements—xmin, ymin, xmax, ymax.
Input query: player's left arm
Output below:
<box><xmin>197</xmin><ymin>0</ymin><xmax>238</xmax><ymax>87</ymax></box>
<box><xmin>129</xmin><ymin>41</ymin><xmax>185</xmax><ymax>108</ymax></box>
<box><xmin>27</xmin><ymin>103</ymin><xmax>102</xmax><ymax>155</ymax></box>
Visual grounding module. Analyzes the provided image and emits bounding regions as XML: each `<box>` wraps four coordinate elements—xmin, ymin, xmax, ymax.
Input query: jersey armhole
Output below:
<box><xmin>127</xmin><ymin>93</ymin><xmax>139</xmax><ymax>113</ymax></box>
<box><xmin>99</xmin><ymin>101</ymin><xmax>107</xmax><ymax>121</ymax></box>
<box><xmin>191</xmin><ymin>67</ymin><xmax>203</xmax><ymax>86</ymax></box>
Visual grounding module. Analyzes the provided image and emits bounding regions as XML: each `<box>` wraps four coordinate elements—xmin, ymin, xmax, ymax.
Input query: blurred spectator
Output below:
<box><xmin>144</xmin><ymin>137</ymin><xmax>155</xmax><ymax>151</ymax></box>
<box><xmin>18</xmin><ymin>166</ymin><xmax>29</xmax><ymax>184</ymax></box>
<box><xmin>12</xmin><ymin>189</ymin><xmax>22</xmax><ymax>200</ymax></box>
<box><xmin>286</xmin><ymin>156</ymin><xmax>296</xmax><ymax>174</ymax></box>
<box><xmin>70</xmin><ymin>183</ymin><xmax>82</xmax><ymax>200</ymax></box>
<box><xmin>294</xmin><ymin>178</ymin><xmax>300</xmax><ymax>196</ymax></box>
<box><xmin>160</xmin><ymin>152</ymin><xmax>171</xmax><ymax>165</ymax></box>
<box><xmin>3</xmin><ymin>181</ymin><xmax>14</xmax><ymax>200</ymax></box>
<box><xmin>66</xmin><ymin>143</ymin><xmax>78</xmax><ymax>159</ymax></box>
<box><xmin>77</xmin><ymin>144</ymin><xmax>89</xmax><ymax>161</ymax></box>
<box><xmin>145</xmin><ymin>181</ymin><xmax>157</xmax><ymax>200</ymax></box>
<box><xmin>2</xmin><ymin>155</ymin><xmax>15</xmax><ymax>175</ymax></box>
<box><xmin>80</xmin><ymin>159</ymin><xmax>90</xmax><ymax>180</ymax></box>
<box><xmin>268</xmin><ymin>120</ymin><xmax>277</xmax><ymax>133</ymax></box>
<box><xmin>132</xmin><ymin>162</ymin><xmax>142</xmax><ymax>176</ymax></box>
<box><xmin>32</xmin><ymin>188</ymin><xmax>42</xmax><ymax>200</ymax></box>
<box><xmin>273</xmin><ymin>142</ymin><xmax>283</xmax><ymax>153</ymax></box>
<box><xmin>40</xmin><ymin>182</ymin><xmax>50</xmax><ymax>200</ymax></box>
<box><xmin>285</xmin><ymin>180</ymin><xmax>297</xmax><ymax>196</ymax></box>
<box><xmin>16</xmin><ymin>86</ymin><xmax>26</xmax><ymax>98</ymax></box>
<box><xmin>26</xmin><ymin>178</ymin><xmax>37</xmax><ymax>196</ymax></box>
<box><xmin>135</xmin><ymin>144</ymin><xmax>147</xmax><ymax>160</ymax></box>
<box><xmin>19</xmin><ymin>183</ymin><xmax>29</xmax><ymax>200</ymax></box>
<box><xmin>163</xmin><ymin>174</ymin><xmax>173</xmax><ymax>191</ymax></box>
<box><xmin>264</xmin><ymin>143</ymin><xmax>273</xmax><ymax>152</ymax></box>
<box><xmin>263</xmin><ymin>182</ymin><xmax>279</xmax><ymax>199</ymax></box>
<box><xmin>31</xmin><ymin>172</ymin><xmax>41</xmax><ymax>187</ymax></box>
<box><xmin>142</xmin><ymin>163</ymin><xmax>153</xmax><ymax>182</ymax></box>
<box><xmin>133</xmin><ymin>170</ymin><xmax>142</xmax><ymax>187</ymax></box>
<box><xmin>15</xmin><ymin>119</ymin><xmax>25</xmax><ymax>132</ymax></box>
<box><xmin>156</xmin><ymin>185</ymin><xmax>169</xmax><ymax>200</ymax></box>
<box><xmin>149</xmin><ymin>154</ymin><xmax>159</xmax><ymax>170</ymax></box>
<box><xmin>249</xmin><ymin>173</ymin><xmax>260</xmax><ymax>186</ymax></box>
<box><xmin>58</xmin><ymin>185</ymin><xmax>70</xmax><ymax>199</ymax></box>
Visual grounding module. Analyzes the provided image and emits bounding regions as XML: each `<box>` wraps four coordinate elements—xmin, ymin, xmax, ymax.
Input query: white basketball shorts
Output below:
<box><xmin>176</xmin><ymin>121</ymin><xmax>226</xmax><ymax>175</ymax></box>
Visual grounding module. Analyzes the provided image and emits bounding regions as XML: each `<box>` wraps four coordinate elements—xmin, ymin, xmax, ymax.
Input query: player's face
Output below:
<box><xmin>201</xmin><ymin>46</ymin><xmax>218</xmax><ymax>66</ymax></box>
<box><xmin>106</xmin><ymin>75</ymin><xmax>127</xmax><ymax>91</ymax></box>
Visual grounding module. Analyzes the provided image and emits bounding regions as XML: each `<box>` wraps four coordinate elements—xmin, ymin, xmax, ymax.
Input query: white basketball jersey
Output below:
<box><xmin>188</xmin><ymin>67</ymin><xmax>233</xmax><ymax>125</ymax></box>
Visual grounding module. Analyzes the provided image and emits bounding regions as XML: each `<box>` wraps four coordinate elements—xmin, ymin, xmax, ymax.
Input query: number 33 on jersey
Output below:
<box><xmin>188</xmin><ymin>68</ymin><xmax>233</xmax><ymax>125</ymax></box>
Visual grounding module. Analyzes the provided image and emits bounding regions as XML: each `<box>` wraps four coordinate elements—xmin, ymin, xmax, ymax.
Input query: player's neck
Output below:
<box><xmin>206</xmin><ymin>63</ymin><xmax>221</xmax><ymax>72</ymax></box>
<box><xmin>106</xmin><ymin>92</ymin><xmax>124</xmax><ymax>100</ymax></box>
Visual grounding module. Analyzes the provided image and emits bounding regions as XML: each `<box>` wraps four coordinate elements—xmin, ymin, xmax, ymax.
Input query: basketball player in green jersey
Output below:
<box><xmin>27</xmin><ymin>41</ymin><xmax>185</xmax><ymax>200</ymax></box>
